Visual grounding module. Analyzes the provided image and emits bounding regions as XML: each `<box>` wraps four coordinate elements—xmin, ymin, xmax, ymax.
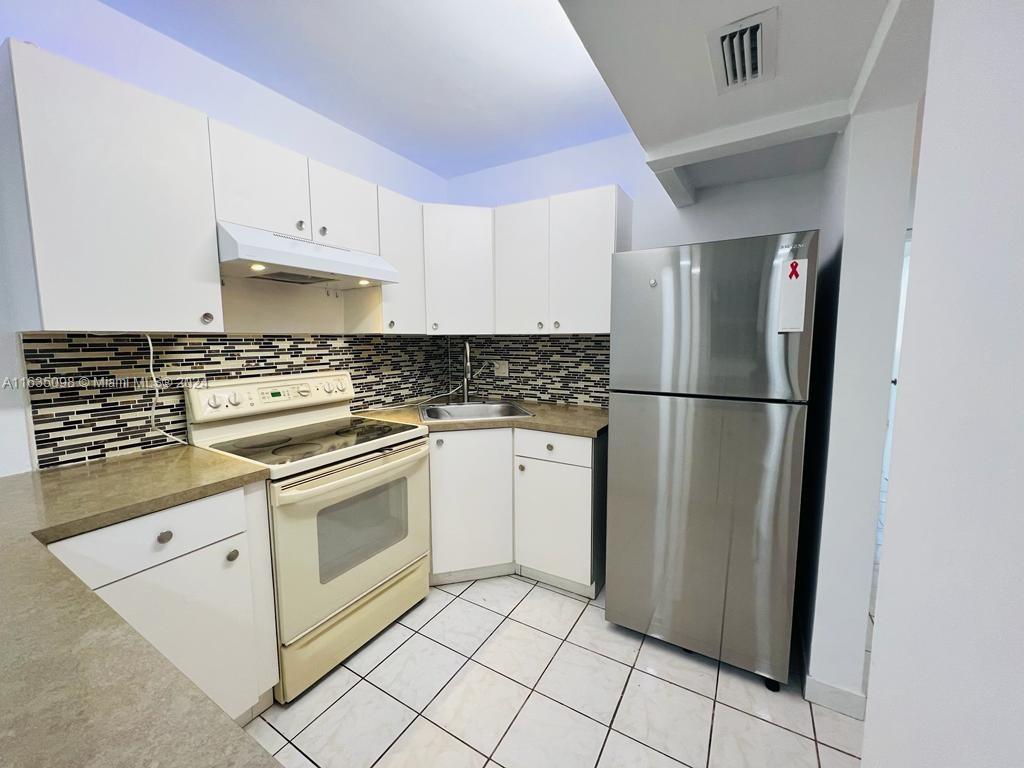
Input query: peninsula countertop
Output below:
<box><xmin>363</xmin><ymin>399</ymin><xmax>609</xmax><ymax>438</ymax></box>
<box><xmin>0</xmin><ymin>446</ymin><xmax>277</xmax><ymax>768</ymax></box>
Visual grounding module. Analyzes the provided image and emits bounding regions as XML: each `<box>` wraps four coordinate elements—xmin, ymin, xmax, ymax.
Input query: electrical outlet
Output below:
<box><xmin>494</xmin><ymin>360</ymin><xmax>509</xmax><ymax>377</ymax></box>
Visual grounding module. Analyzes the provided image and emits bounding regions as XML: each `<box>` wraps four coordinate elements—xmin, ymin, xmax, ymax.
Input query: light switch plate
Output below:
<box><xmin>494</xmin><ymin>360</ymin><xmax>509</xmax><ymax>377</ymax></box>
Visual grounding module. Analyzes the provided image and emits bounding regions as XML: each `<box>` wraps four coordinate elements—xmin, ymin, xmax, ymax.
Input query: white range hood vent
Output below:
<box><xmin>217</xmin><ymin>221</ymin><xmax>399</xmax><ymax>289</ymax></box>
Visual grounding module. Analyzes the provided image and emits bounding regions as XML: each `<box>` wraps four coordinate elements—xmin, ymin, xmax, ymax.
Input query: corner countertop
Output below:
<box><xmin>362</xmin><ymin>399</ymin><xmax>609</xmax><ymax>438</ymax></box>
<box><xmin>0</xmin><ymin>446</ymin><xmax>277</xmax><ymax>768</ymax></box>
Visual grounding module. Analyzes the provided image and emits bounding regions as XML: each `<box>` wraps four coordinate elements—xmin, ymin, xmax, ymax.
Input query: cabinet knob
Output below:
<box><xmin>432</xmin><ymin>322</ymin><xmax>439</xmax><ymax>331</ymax></box>
<box><xmin>546</xmin><ymin>443</ymin><xmax>554</xmax><ymax>451</ymax></box>
<box><xmin>156</xmin><ymin>530</ymin><xmax>173</xmax><ymax>544</ymax></box>
<box><xmin>319</xmin><ymin>225</ymin><xmax>328</xmax><ymax>236</ymax></box>
<box><xmin>518</xmin><ymin>464</ymin><xmax>525</xmax><ymax>471</ymax></box>
<box><xmin>296</xmin><ymin>219</ymin><xmax>305</xmax><ymax>231</ymax></box>
<box><xmin>436</xmin><ymin>438</ymin><xmax>444</xmax><ymax>447</ymax></box>
<box><xmin>388</xmin><ymin>320</ymin><xmax>396</xmax><ymax>329</ymax></box>
<box><xmin>650</xmin><ymin>278</ymin><xmax>658</xmax><ymax>288</ymax></box>
<box><xmin>200</xmin><ymin>312</ymin><xmax>215</xmax><ymax>325</ymax></box>
<box><xmin>553</xmin><ymin>321</ymin><xmax>560</xmax><ymax>329</ymax></box>
<box><xmin>537</xmin><ymin>321</ymin><xmax>544</xmax><ymax>330</ymax></box>
<box><xmin>226</xmin><ymin>549</ymin><xmax>240</xmax><ymax>562</ymax></box>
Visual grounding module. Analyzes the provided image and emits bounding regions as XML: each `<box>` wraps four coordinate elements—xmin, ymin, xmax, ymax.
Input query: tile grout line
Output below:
<box><xmin>364</xmin><ymin>578</ymin><xmax>540</xmax><ymax>768</ymax></box>
<box><xmin>484</xmin><ymin>582</ymin><xmax>593</xmax><ymax>765</ymax></box>
<box><xmin>810</xmin><ymin>699</ymin><xmax>823</xmax><ymax>768</ymax></box>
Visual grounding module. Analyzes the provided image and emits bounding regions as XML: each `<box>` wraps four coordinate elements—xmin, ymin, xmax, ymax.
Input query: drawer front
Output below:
<box><xmin>514</xmin><ymin>429</ymin><xmax>592</xmax><ymax>468</ymax></box>
<box><xmin>48</xmin><ymin>488</ymin><xmax>247</xmax><ymax>589</ymax></box>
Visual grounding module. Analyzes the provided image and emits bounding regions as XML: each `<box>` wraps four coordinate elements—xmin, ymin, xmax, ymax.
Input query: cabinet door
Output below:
<box><xmin>379</xmin><ymin>187</ymin><xmax>426</xmax><ymax>334</ymax></box>
<box><xmin>10</xmin><ymin>42</ymin><xmax>223</xmax><ymax>332</ymax></box>
<box><xmin>96</xmin><ymin>533</ymin><xmax>257</xmax><ymax>720</ymax></box>
<box><xmin>429</xmin><ymin>429</ymin><xmax>513</xmax><ymax>574</ymax></box>
<box><xmin>209</xmin><ymin>119</ymin><xmax>311</xmax><ymax>239</ymax></box>
<box><xmin>494</xmin><ymin>199</ymin><xmax>550</xmax><ymax>334</ymax></box>
<box><xmin>308</xmin><ymin>159</ymin><xmax>380</xmax><ymax>254</ymax></box>
<box><xmin>548</xmin><ymin>186</ymin><xmax>630</xmax><ymax>334</ymax></box>
<box><xmin>515</xmin><ymin>457</ymin><xmax>593</xmax><ymax>586</ymax></box>
<box><xmin>423</xmin><ymin>204</ymin><xmax>494</xmax><ymax>335</ymax></box>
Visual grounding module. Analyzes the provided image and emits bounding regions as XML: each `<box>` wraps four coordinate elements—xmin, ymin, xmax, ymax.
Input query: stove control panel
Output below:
<box><xmin>186</xmin><ymin>371</ymin><xmax>355</xmax><ymax>424</ymax></box>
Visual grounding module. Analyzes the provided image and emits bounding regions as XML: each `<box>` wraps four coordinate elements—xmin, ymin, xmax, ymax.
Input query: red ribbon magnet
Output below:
<box><xmin>788</xmin><ymin>261</ymin><xmax>800</xmax><ymax>280</ymax></box>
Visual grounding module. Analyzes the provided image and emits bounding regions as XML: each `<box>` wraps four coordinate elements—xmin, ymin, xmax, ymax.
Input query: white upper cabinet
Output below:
<box><xmin>379</xmin><ymin>188</ymin><xmax>426</xmax><ymax>334</ymax></box>
<box><xmin>494</xmin><ymin>198</ymin><xmax>550</xmax><ymax>334</ymax></box>
<box><xmin>423</xmin><ymin>204</ymin><xmax>494</xmax><ymax>335</ymax></box>
<box><xmin>308</xmin><ymin>159</ymin><xmax>380</xmax><ymax>254</ymax></box>
<box><xmin>548</xmin><ymin>185</ymin><xmax>632</xmax><ymax>334</ymax></box>
<box><xmin>209</xmin><ymin>119</ymin><xmax>312</xmax><ymax>239</ymax></box>
<box><xmin>0</xmin><ymin>41</ymin><xmax>223</xmax><ymax>332</ymax></box>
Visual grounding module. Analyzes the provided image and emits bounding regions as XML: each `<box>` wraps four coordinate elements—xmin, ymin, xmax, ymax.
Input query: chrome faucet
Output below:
<box><xmin>462</xmin><ymin>340</ymin><xmax>472</xmax><ymax>404</ymax></box>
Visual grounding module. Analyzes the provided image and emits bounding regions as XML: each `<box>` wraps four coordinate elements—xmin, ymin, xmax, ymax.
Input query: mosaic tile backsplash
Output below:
<box><xmin>23</xmin><ymin>334</ymin><xmax>449</xmax><ymax>468</ymax></box>
<box><xmin>448</xmin><ymin>335</ymin><xmax>609</xmax><ymax>408</ymax></box>
<box><xmin>22</xmin><ymin>333</ymin><xmax>610</xmax><ymax>468</ymax></box>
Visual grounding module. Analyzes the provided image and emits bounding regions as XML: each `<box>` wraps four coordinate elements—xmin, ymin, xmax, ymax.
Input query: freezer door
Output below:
<box><xmin>610</xmin><ymin>232</ymin><xmax>817</xmax><ymax>401</ymax></box>
<box><xmin>605</xmin><ymin>392</ymin><xmax>806</xmax><ymax>682</ymax></box>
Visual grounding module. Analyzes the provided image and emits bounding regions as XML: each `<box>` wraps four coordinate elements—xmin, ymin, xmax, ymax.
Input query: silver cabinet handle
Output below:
<box><xmin>319</xmin><ymin>225</ymin><xmax>328</xmax><ymax>236</ymax></box>
<box><xmin>546</xmin><ymin>443</ymin><xmax>554</xmax><ymax>451</ymax></box>
<box><xmin>553</xmin><ymin>321</ymin><xmax>560</xmax><ymax>329</ymax></box>
<box><xmin>296</xmin><ymin>220</ymin><xmax>305</xmax><ymax>231</ymax></box>
<box><xmin>156</xmin><ymin>530</ymin><xmax>173</xmax><ymax>544</ymax></box>
<box><xmin>226</xmin><ymin>549</ymin><xmax>239</xmax><ymax>562</ymax></box>
<box><xmin>650</xmin><ymin>278</ymin><xmax>658</xmax><ymax>288</ymax></box>
<box><xmin>432</xmin><ymin>322</ymin><xmax>439</xmax><ymax>330</ymax></box>
<box><xmin>537</xmin><ymin>321</ymin><xmax>544</xmax><ymax>329</ymax></box>
<box><xmin>200</xmin><ymin>312</ymin><xmax>215</xmax><ymax>325</ymax></box>
<box><xmin>518</xmin><ymin>464</ymin><xmax>525</xmax><ymax>471</ymax></box>
<box><xmin>436</xmin><ymin>438</ymin><xmax>444</xmax><ymax>447</ymax></box>
<box><xmin>388</xmin><ymin>320</ymin><xmax>395</xmax><ymax>328</ymax></box>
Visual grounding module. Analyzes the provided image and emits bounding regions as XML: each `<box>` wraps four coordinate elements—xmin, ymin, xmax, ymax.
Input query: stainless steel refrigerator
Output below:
<box><xmin>606</xmin><ymin>231</ymin><xmax>818</xmax><ymax>684</ymax></box>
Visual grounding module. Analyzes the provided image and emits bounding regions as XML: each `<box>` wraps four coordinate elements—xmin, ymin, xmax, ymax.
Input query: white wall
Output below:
<box><xmin>862</xmin><ymin>2</ymin><xmax>1024</xmax><ymax>765</ymax></box>
<box><xmin>447</xmin><ymin>131</ymin><xmax>825</xmax><ymax>248</ymax></box>
<box><xmin>805</xmin><ymin>103</ymin><xmax>919</xmax><ymax>717</ymax></box>
<box><xmin>0</xmin><ymin>0</ymin><xmax>447</xmax><ymax>202</ymax></box>
<box><xmin>0</xmin><ymin>330</ymin><xmax>33</xmax><ymax>476</ymax></box>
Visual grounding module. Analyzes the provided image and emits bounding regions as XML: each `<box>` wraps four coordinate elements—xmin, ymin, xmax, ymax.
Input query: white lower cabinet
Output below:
<box><xmin>514</xmin><ymin>457</ymin><xmax>593</xmax><ymax>587</ymax></box>
<box><xmin>96</xmin><ymin>532</ymin><xmax>256</xmax><ymax>719</ymax></box>
<box><xmin>48</xmin><ymin>484</ymin><xmax>277</xmax><ymax>722</ymax></box>
<box><xmin>428</xmin><ymin>427</ymin><xmax>606</xmax><ymax>595</ymax></box>
<box><xmin>429</xmin><ymin>429</ymin><xmax>514</xmax><ymax>576</ymax></box>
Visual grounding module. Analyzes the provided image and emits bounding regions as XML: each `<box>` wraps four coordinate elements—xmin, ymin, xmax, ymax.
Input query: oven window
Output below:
<box><xmin>316</xmin><ymin>478</ymin><xmax>409</xmax><ymax>584</ymax></box>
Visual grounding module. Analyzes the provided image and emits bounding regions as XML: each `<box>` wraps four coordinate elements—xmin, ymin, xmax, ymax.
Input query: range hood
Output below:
<box><xmin>217</xmin><ymin>221</ymin><xmax>399</xmax><ymax>289</ymax></box>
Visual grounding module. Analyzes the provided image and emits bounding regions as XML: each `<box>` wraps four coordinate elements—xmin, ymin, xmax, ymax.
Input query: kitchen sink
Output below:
<box><xmin>419</xmin><ymin>402</ymin><xmax>534</xmax><ymax>422</ymax></box>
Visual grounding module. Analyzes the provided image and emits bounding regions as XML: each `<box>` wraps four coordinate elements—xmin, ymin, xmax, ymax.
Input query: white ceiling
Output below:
<box><xmin>98</xmin><ymin>0</ymin><xmax>630</xmax><ymax>178</ymax></box>
<box><xmin>559</xmin><ymin>0</ymin><xmax>891</xmax><ymax>155</ymax></box>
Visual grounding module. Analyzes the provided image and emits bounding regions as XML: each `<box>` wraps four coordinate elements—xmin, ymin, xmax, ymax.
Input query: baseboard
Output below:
<box><xmin>431</xmin><ymin>562</ymin><xmax>515</xmax><ymax>585</ymax></box>
<box><xmin>804</xmin><ymin>674</ymin><xmax>867</xmax><ymax>720</ymax></box>
<box><xmin>517</xmin><ymin>565</ymin><xmax>595</xmax><ymax>599</ymax></box>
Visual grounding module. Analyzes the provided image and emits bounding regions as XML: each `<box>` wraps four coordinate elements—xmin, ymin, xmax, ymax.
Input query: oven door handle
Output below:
<box><xmin>275</xmin><ymin>444</ymin><xmax>428</xmax><ymax>506</ymax></box>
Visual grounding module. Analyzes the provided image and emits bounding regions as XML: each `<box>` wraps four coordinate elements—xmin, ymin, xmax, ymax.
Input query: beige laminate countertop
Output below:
<box><xmin>363</xmin><ymin>399</ymin><xmax>609</xmax><ymax>438</ymax></box>
<box><xmin>0</xmin><ymin>446</ymin><xmax>277</xmax><ymax>768</ymax></box>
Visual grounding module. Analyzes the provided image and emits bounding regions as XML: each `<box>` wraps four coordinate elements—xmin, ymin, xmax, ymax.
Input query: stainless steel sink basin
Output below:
<box><xmin>419</xmin><ymin>402</ymin><xmax>534</xmax><ymax>422</ymax></box>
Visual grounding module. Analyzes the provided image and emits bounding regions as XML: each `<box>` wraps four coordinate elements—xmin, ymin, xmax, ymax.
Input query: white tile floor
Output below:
<box><xmin>246</xmin><ymin>575</ymin><xmax>865</xmax><ymax>768</ymax></box>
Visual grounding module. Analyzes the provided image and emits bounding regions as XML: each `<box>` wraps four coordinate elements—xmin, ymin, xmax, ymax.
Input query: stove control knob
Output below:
<box><xmin>227</xmin><ymin>393</ymin><xmax>241</xmax><ymax>406</ymax></box>
<box><xmin>207</xmin><ymin>394</ymin><xmax>223</xmax><ymax>409</ymax></box>
<box><xmin>334</xmin><ymin>380</ymin><xmax>346</xmax><ymax>394</ymax></box>
<box><xmin>296</xmin><ymin>384</ymin><xmax>312</xmax><ymax>397</ymax></box>
<box><xmin>323</xmin><ymin>381</ymin><xmax>334</xmax><ymax>393</ymax></box>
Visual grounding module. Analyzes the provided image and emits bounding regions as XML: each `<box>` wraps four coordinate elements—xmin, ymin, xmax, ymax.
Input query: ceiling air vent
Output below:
<box><xmin>708</xmin><ymin>7</ymin><xmax>777</xmax><ymax>94</ymax></box>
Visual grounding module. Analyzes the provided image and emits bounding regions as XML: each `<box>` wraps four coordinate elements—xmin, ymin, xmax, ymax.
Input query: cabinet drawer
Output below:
<box><xmin>514</xmin><ymin>429</ymin><xmax>592</xmax><ymax>468</ymax></box>
<box><xmin>48</xmin><ymin>488</ymin><xmax>247</xmax><ymax>589</ymax></box>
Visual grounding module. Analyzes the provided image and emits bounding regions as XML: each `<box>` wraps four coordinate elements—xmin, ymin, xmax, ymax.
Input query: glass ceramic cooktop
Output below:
<box><xmin>211</xmin><ymin>417</ymin><xmax>419</xmax><ymax>465</ymax></box>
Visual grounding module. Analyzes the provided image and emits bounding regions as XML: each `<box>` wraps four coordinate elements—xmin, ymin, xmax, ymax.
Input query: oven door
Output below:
<box><xmin>270</xmin><ymin>438</ymin><xmax>429</xmax><ymax>645</ymax></box>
